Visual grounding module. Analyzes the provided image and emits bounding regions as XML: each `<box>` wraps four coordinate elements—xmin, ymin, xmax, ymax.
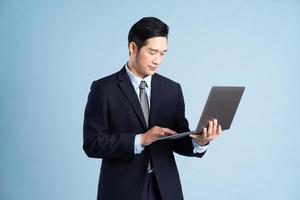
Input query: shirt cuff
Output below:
<box><xmin>134</xmin><ymin>134</ymin><xmax>145</xmax><ymax>154</ymax></box>
<box><xmin>192</xmin><ymin>139</ymin><xmax>209</xmax><ymax>154</ymax></box>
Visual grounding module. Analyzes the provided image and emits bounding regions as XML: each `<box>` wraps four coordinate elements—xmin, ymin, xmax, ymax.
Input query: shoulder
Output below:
<box><xmin>153</xmin><ymin>73</ymin><xmax>181</xmax><ymax>89</ymax></box>
<box><xmin>90</xmin><ymin>67</ymin><xmax>124</xmax><ymax>92</ymax></box>
<box><xmin>93</xmin><ymin>72</ymin><xmax>118</xmax><ymax>87</ymax></box>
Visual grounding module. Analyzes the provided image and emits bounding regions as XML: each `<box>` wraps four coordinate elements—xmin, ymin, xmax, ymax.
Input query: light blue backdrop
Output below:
<box><xmin>1</xmin><ymin>1</ymin><xmax>299</xmax><ymax>200</ymax></box>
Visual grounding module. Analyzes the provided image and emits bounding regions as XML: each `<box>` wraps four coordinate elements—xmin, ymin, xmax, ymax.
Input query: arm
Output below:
<box><xmin>172</xmin><ymin>83</ymin><xmax>222</xmax><ymax>156</ymax></box>
<box><xmin>83</xmin><ymin>81</ymin><xmax>135</xmax><ymax>160</ymax></box>
<box><xmin>170</xmin><ymin>83</ymin><xmax>206</xmax><ymax>157</ymax></box>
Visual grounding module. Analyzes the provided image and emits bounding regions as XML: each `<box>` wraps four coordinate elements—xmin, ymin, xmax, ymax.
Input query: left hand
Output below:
<box><xmin>190</xmin><ymin>119</ymin><xmax>222</xmax><ymax>146</ymax></box>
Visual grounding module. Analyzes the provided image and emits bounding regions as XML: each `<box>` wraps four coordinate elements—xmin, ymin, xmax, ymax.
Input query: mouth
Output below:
<box><xmin>148</xmin><ymin>65</ymin><xmax>157</xmax><ymax>71</ymax></box>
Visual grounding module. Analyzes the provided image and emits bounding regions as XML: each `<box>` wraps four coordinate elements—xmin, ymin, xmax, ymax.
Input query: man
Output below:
<box><xmin>83</xmin><ymin>17</ymin><xmax>222</xmax><ymax>200</ymax></box>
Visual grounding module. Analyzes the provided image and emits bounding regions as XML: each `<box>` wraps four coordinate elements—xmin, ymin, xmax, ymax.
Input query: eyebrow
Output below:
<box><xmin>148</xmin><ymin>48</ymin><xmax>168</xmax><ymax>53</ymax></box>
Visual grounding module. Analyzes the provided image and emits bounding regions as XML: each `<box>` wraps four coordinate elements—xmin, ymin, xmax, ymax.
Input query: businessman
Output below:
<box><xmin>83</xmin><ymin>17</ymin><xmax>222</xmax><ymax>200</ymax></box>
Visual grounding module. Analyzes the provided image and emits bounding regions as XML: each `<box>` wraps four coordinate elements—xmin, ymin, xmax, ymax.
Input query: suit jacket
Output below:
<box><xmin>83</xmin><ymin>66</ymin><xmax>205</xmax><ymax>200</ymax></box>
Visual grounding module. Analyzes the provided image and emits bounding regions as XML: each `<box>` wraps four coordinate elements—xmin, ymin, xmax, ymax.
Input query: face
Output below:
<box><xmin>128</xmin><ymin>37</ymin><xmax>168</xmax><ymax>78</ymax></box>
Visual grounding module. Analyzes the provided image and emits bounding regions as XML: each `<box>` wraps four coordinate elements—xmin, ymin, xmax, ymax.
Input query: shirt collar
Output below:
<box><xmin>125</xmin><ymin>63</ymin><xmax>152</xmax><ymax>89</ymax></box>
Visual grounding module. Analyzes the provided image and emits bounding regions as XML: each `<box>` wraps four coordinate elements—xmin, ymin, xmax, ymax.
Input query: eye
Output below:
<box><xmin>149</xmin><ymin>51</ymin><xmax>156</xmax><ymax>55</ymax></box>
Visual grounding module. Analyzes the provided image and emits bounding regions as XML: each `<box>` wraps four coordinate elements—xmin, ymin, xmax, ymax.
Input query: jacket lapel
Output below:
<box><xmin>117</xmin><ymin>67</ymin><xmax>148</xmax><ymax>130</ymax></box>
<box><xmin>149</xmin><ymin>74</ymin><xmax>160</xmax><ymax>128</ymax></box>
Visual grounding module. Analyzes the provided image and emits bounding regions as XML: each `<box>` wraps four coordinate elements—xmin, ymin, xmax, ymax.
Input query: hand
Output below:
<box><xmin>141</xmin><ymin>126</ymin><xmax>176</xmax><ymax>146</ymax></box>
<box><xmin>190</xmin><ymin>119</ymin><xmax>222</xmax><ymax>146</ymax></box>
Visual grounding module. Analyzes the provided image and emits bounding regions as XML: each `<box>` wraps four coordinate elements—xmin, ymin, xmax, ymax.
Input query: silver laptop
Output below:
<box><xmin>156</xmin><ymin>86</ymin><xmax>245</xmax><ymax>141</ymax></box>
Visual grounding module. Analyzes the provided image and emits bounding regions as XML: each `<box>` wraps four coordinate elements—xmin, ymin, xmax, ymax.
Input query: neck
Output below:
<box><xmin>127</xmin><ymin>60</ymin><xmax>146</xmax><ymax>78</ymax></box>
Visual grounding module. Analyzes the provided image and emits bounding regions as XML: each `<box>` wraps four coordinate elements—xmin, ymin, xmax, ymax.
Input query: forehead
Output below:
<box><xmin>143</xmin><ymin>37</ymin><xmax>168</xmax><ymax>50</ymax></box>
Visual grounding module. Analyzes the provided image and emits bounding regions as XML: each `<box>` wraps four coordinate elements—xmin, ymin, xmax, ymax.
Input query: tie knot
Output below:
<box><xmin>139</xmin><ymin>81</ymin><xmax>147</xmax><ymax>90</ymax></box>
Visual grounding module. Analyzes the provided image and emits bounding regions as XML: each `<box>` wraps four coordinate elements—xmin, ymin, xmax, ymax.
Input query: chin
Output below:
<box><xmin>141</xmin><ymin>70</ymin><xmax>154</xmax><ymax>77</ymax></box>
<box><xmin>147</xmin><ymin>71</ymin><xmax>156</xmax><ymax>76</ymax></box>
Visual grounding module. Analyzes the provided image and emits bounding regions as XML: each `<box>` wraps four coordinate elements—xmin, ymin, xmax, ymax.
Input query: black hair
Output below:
<box><xmin>128</xmin><ymin>17</ymin><xmax>169</xmax><ymax>51</ymax></box>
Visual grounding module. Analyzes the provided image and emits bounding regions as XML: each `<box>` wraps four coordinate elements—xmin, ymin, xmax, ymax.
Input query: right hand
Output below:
<box><xmin>141</xmin><ymin>126</ymin><xmax>176</xmax><ymax>146</ymax></box>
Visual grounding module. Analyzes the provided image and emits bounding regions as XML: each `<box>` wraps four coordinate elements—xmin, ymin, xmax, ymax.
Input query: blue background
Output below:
<box><xmin>1</xmin><ymin>1</ymin><xmax>299</xmax><ymax>199</ymax></box>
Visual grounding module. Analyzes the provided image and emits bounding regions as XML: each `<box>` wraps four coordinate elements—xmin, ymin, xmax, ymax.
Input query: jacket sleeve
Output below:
<box><xmin>83</xmin><ymin>81</ymin><xmax>135</xmax><ymax>160</ymax></box>
<box><xmin>171</xmin><ymin>83</ymin><xmax>206</xmax><ymax>158</ymax></box>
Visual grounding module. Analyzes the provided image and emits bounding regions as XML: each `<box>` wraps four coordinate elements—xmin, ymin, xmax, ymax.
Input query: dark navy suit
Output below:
<box><xmin>83</xmin><ymin>66</ymin><xmax>206</xmax><ymax>200</ymax></box>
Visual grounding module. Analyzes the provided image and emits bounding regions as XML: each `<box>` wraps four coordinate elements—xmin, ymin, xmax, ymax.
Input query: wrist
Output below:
<box><xmin>140</xmin><ymin>133</ymin><xmax>146</xmax><ymax>146</ymax></box>
<box><xmin>200</xmin><ymin>141</ymin><xmax>209</xmax><ymax>146</ymax></box>
<box><xmin>196</xmin><ymin>139</ymin><xmax>209</xmax><ymax>147</ymax></box>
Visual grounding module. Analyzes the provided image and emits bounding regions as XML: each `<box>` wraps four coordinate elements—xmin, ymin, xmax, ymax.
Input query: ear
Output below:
<box><xmin>129</xmin><ymin>42</ymin><xmax>137</xmax><ymax>56</ymax></box>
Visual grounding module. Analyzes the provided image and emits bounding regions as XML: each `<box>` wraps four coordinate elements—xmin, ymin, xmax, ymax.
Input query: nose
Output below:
<box><xmin>153</xmin><ymin>54</ymin><xmax>161</xmax><ymax>65</ymax></box>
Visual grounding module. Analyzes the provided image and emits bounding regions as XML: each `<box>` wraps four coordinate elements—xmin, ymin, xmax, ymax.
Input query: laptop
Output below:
<box><xmin>156</xmin><ymin>86</ymin><xmax>245</xmax><ymax>141</ymax></box>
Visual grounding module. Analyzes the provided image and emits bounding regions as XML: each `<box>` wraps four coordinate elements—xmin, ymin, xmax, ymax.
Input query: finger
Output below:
<box><xmin>162</xmin><ymin>128</ymin><xmax>177</xmax><ymax>135</ymax></box>
<box><xmin>189</xmin><ymin>134</ymin><xmax>197</xmax><ymax>139</ymax></box>
<box><xmin>153</xmin><ymin>128</ymin><xmax>163</xmax><ymax>136</ymax></box>
<box><xmin>155</xmin><ymin>130</ymin><xmax>166</xmax><ymax>137</ymax></box>
<box><xmin>210</xmin><ymin>125</ymin><xmax>222</xmax><ymax>140</ymax></box>
<box><xmin>218</xmin><ymin>125</ymin><xmax>222</xmax><ymax>134</ymax></box>
<box><xmin>213</xmin><ymin>119</ymin><xmax>218</xmax><ymax>133</ymax></box>
<box><xmin>208</xmin><ymin>121</ymin><xmax>213</xmax><ymax>135</ymax></box>
<box><xmin>152</xmin><ymin>126</ymin><xmax>160</xmax><ymax>132</ymax></box>
<box><xmin>189</xmin><ymin>133</ymin><xmax>201</xmax><ymax>139</ymax></box>
<box><xmin>156</xmin><ymin>128</ymin><xmax>174</xmax><ymax>137</ymax></box>
<box><xmin>202</xmin><ymin>127</ymin><xmax>207</xmax><ymax>138</ymax></box>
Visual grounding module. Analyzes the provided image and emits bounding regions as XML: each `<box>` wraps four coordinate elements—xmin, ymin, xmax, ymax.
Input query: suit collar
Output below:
<box><xmin>117</xmin><ymin>65</ymin><xmax>130</xmax><ymax>81</ymax></box>
<box><xmin>149</xmin><ymin>74</ymin><xmax>160</xmax><ymax>127</ymax></box>
<box><xmin>117</xmin><ymin>66</ymin><xmax>148</xmax><ymax>129</ymax></box>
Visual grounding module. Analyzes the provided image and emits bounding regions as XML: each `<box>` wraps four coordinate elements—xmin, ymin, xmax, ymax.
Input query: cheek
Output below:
<box><xmin>139</xmin><ymin>55</ymin><xmax>151</xmax><ymax>65</ymax></box>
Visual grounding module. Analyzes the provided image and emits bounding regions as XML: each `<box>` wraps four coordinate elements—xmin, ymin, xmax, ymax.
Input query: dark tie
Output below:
<box><xmin>139</xmin><ymin>81</ymin><xmax>153</xmax><ymax>173</ymax></box>
<box><xmin>139</xmin><ymin>81</ymin><xmax>149</xmax><ymax>127</ymax></box>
